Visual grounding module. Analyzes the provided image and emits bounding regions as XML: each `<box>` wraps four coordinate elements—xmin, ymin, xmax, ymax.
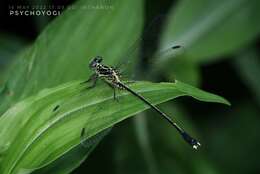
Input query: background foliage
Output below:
<box><xmin>0</xmin><ymin>0</ymin><xmax>260</xmax><ymax>174</ymax></box>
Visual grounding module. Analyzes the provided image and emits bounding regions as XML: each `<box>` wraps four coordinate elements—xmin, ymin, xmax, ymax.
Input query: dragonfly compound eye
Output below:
<box><xmin>89</xmin><ymin>56</ymin><xmax>103</xmax><ymax>68</ymax></box>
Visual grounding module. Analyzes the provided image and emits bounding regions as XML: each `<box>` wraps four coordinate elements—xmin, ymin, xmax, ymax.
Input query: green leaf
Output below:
<box><xmin>0</xmin><ymin>0</ymin><xmax>143</xmax><ymax>115</ymax></box>
<box><xmin>0</xmin><ymin>0</ymin><xmax>144</xmax><ymax>173</ymax></box>
<box><xmin>158</xmin><ymin>0</ymin><xmax>260</xmax><ymax>64</ymax></box>
<box><xmin>174</xmin><ymin>80</ymin><xmax>230</xmax><ymax>105</ymax></box>
<box><xmin>0</xmin><ymin>33</ymin><xmax>27</xmax><ymax>82</ymax></box>
<box><xmin>0</xmin><ymin>80</ymin><xmax>229</xmax><ymax>174</ymax></box>
<box><xmin>31</xmin><ymin>129</ymin><xmax>110</xmax><ymax>174</ymax></box>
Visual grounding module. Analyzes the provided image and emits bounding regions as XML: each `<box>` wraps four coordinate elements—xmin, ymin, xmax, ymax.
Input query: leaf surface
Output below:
<box><xmin>0</xmin><ymin>80</ymin><xmax>229</xmax><ymax>174</ymax></box>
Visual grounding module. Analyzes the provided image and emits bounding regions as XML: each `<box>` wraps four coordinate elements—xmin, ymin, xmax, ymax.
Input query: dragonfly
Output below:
<box><xmin>81</xmin><ymin>56</ymin><xmax>201</xmax><ymax>150</ymax></box>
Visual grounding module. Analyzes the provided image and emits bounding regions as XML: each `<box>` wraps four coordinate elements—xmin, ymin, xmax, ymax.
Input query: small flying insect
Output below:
<box><xmin>81</xmin><ymin>56</ymin><xmax>201</xmax><ymax>150</ymax></box>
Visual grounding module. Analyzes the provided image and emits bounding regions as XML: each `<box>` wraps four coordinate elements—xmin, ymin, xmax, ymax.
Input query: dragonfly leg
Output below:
<box><xmin>81</xmin><ymin>74</ymin><xmax>98</xmax><ymax>89</ymax></box>
<box><xmin>113</xmin><ymin>88</ymin><xmax>119</xmax><ymax>102</ymax></box>
<box><xmin>124</xmin><ymin>80</ymin><xmax>136</xmax><ymax>84</ymax></box>
<box><xmin>105</xmin><ymin>82</ymin><xmax>119</xmax><ymax>102</ymax></box>
<box><xmin>80</xmin><ymin>74</ymin><xmax>93</xmax><ymax>84</ymax></box>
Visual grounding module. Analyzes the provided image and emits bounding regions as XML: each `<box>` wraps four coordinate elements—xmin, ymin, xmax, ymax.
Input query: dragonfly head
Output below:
<box><xmin>89</xmin><ymin>56</ymin><xmax>103</xmax><ymax>69</ymax></box>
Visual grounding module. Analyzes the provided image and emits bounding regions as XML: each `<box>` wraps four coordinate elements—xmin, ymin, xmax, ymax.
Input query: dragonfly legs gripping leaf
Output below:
<box><xmin>105</xmin><ymin>82</ymin><xmax>119</xmax><ymax>102</ymax></box>
<box><xmin>81</xmin><ymin>73</ymin><xmax>98</xmax><ymax>90</ymax></box>
<box><xmin>81</xmin><ymin>57</ymin><xmax>201</xmax><ymax>150</ymax></box>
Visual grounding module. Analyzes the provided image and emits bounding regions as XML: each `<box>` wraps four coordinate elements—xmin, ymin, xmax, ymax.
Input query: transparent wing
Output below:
<box><xmin>115</xmin><ymin>15</ymin><xmax>182</xmax><ymax>80</ymax></box>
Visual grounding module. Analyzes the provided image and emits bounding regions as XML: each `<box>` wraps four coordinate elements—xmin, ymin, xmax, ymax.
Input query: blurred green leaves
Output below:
<box><xmin>160</xmin><ymin>0</ymin><xmax>260</xmax><ymax>64</ymax></box>
<box><xmin>204</xmin><ymin>101</ymin><xmax>260</xmax><ymax>174</ymax></box>
<box><xmin>115</xmin><ymin>104</ymin><xmax>221</xmax><ymax>174</ymax></box>
<box><xmin>155</xmin><ymin>0</ymin><xmax>260</xmax><ymax>86</ymax></box>
<box><xmin>233</xmin><ymin>49</ymin><xmax>260</xmax><ymax>106</ymax></box>
<box><xmin>0</xmin><ymin>34</ymin><xmax>27</xmax><ymax>82</ymax></box>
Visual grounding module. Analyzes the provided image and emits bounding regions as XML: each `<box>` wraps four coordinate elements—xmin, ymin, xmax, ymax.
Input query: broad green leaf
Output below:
<box><xmin>0</xmin><ymin>0</ymin><xmax>143</xmax><ymax>115</ymax></box>
<box><xmin>0</xmin><ymin>80</ymin><xmax>229</xmax><ymax>174</ymax></box>
<box><xmin>158</xmin><ymin>0</ymin><xmax>260</xmax><ymax>64</ymax></box>
<box><xmin>0</xmin><ymin>0</ymin><xmax>143</xmax><ymax>172</ymax></box>
<box><xmin>31</xmin><ymin>129</ymin><xmax>110</xmax><ymax>174</ymax></box>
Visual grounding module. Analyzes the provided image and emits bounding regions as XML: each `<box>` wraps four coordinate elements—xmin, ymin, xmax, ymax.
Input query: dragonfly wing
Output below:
<box><xmin>115</xmin><ymin>16</ymin><xmax>163</xmax><ymax>74</ymax></box>
<box><xmin>115</xmin><ymin>15</ymin><xmax>182</xmax><ymax>80</ymax></box>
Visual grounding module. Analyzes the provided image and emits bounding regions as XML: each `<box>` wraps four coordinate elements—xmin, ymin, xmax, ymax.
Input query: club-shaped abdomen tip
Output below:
<box><xmin>181</xmin><ymin>132</ymin><xmax>201</xmax><ymax>150</ymax></box>
<box><xmin>192</xmin><ymin>141</ymin><xmax>201</xmax><ymax>150</ymax></box>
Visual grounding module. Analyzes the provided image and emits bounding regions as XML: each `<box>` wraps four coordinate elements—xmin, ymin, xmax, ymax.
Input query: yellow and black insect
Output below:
<box><xmin>81</xmin><ymin>56</ymin><xmax>201</xmax><ymax>150</ymax></box>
